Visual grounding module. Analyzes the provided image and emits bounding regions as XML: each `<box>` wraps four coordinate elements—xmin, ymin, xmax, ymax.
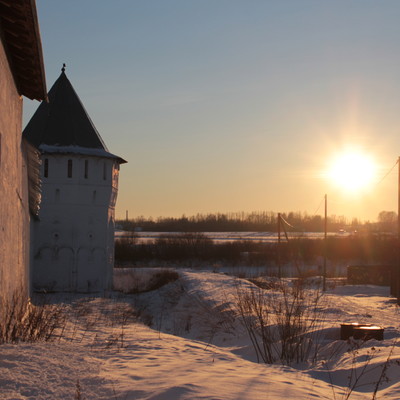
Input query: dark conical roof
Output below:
<box><xmin>23</xmin><ymin>67</ymin><xmax>126</xmax><ymax>163</ymax></box>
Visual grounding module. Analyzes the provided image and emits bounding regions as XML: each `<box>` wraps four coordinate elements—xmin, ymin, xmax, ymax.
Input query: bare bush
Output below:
<box><xmin>154</xmin><ymin>233</ymin><xmax>213</xmax><ymax>261</ymax></box>
<box><xmin>323</xmin><ymin>339</ymin><xmax>398</xmax><ymax>400</ymax></box>
<box><xmin>145</xmin><ymin>270</ymin><xmax>179</xmax><ymax>292</ymax></box>
<box><xmin>235</xmin><ymin>279</ymin><xmax>325</xmax><ymax>365</ymax></box>
<box><xmin>0</xmin><ymin>291</ymin><xmax>66</xmax><ymax>344</ymax></box>
<box><xmin>114</xmin><ymin>235</ymin><xmax>138</xmax><ymax>266</ymax></box>
<box><xmin>114</xmin><ymin>268</ymin><xmax>179</xmax><ymax>294</ymax></box>
<box><xmin>115</xmin><ymin>231</ymin><xmax>399</xmax><ymax>267</ymax></box>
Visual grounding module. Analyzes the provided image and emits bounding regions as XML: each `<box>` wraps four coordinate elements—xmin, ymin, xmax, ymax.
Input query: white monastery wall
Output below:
<box><xmin>0</xmin><ymin>39</ymin><xmax>30</xmax><ymax>300</ymax></box>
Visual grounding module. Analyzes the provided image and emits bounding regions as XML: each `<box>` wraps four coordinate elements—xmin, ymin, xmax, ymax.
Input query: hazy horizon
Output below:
<box><xmin>117</xmin><ymin>208</ymin><xmax>392</xmax><ymax>224</ymax></box>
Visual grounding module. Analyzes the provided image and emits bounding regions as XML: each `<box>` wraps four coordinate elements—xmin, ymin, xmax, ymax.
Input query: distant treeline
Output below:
<box><xmin>115</xmin><ymin>232</ymin><xmax>398</xmax><ymax>267</ymax></box>
<box><xmin>116</xmin><ymin>210</ymin><xmax>397</xmax><ymax>233</ymax></box>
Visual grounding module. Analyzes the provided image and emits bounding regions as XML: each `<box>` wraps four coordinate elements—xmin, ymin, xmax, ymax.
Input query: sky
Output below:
<box><xmin>23</xmin><ymin>0</ymin><xmax>400</xmax><ymax>222</ymax></box>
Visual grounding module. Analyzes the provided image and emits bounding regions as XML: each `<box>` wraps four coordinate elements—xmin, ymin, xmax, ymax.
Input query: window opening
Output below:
<box><xmin>67</xmin><ymin>159</ymin><xmax>73</xmax><ymax>178</ymax></box>
<box><xmin>84</xmin><ymin>160</ymin><xmax>89</xmax><ymax>179</ymax></box>
<box><xmin>103</xmin><ymin>162</ymin><xmax>107</xmax><ymax>180</ymax></box>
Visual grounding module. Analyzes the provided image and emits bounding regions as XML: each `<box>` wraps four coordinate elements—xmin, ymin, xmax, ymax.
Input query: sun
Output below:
<box><xmin>327</xmin><ymin>150</ymin><xmax>377</xmax><ymax>193</ymax></box>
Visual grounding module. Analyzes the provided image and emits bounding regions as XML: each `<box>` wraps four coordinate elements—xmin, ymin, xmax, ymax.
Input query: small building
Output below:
<box><xmin>24</xmin><ymin>67</ymin><xmax>126</xmax><ymax>293</ymax></box>
<box><xmin>0</xmin><ymin>0</ymin><xmax>47</xmax><ymax>302</ymax></box>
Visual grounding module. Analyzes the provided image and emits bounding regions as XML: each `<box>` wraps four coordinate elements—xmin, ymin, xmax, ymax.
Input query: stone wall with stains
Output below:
<box><xmin>0</xmin><ymin>38</ymin><xmax>30</xmax><ymax>301</ymax></box>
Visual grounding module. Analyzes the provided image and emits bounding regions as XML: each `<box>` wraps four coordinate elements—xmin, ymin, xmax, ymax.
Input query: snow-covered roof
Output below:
<box><xmin>39</xmin><ymin>144</ymin><xmax>126</xmax><ymax>163</ymax></box>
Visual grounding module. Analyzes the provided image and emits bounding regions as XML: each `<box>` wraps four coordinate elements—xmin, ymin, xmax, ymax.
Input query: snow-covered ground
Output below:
<box><xmin>1</xmin><ymin>268</ymin><xmax>400</xmax><ymax>400</ymax></box>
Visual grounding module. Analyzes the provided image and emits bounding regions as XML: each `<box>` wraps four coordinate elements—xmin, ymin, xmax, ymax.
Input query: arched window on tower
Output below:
<box><xmin>67</xmin><ymin>159</ymin><xmax>73</xmax><ymax>178</ymax></box>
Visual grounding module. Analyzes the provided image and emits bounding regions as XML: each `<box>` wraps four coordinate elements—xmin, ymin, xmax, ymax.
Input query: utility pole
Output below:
<box><xmin>278</xmin><ymin>213</ymin><xmax>281</xmax><ymax>279</ymax></box>
<box><xmin>397</xmin><ymin>158</ymin><xmax>400</xmax><ymax>303</ymax></box>
<box><xmin>126</xmin><ymin>210</ymin><xmax>128</xmax><ymax>221</ymax></box>
<box><xmin>323</xmin><ymin>194</ymin><xmax>327</xmax><ymax>292</ymax></box>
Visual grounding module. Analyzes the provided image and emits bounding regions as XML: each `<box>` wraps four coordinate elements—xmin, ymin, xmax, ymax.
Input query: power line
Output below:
<box><xmin>280</xmin><ymin>214</ymin><xmax>295</xmax><ymax>229</ymax></box>
<box><xmin>374</xmin><ymin>158</ymin><xmax>399</xmax><ymax>187</ymax></box>
<box><xmin>312</xmin><ymin>195</ymin><xmax>325</xmax><ymax>216</ymax></box>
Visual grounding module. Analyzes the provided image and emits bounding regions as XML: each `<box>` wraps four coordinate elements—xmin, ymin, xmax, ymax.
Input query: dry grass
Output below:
<box><xmin>0</xmin><ymin>291</ymin><xmax>66</xmax><ymax>344</ymax></box>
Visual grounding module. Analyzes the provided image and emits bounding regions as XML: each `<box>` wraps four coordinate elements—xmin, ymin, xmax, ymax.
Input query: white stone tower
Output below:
<box><xmin>24</xmin><ymin>66</ymin><xmax>126</xmax><ymax>293</ymax></box>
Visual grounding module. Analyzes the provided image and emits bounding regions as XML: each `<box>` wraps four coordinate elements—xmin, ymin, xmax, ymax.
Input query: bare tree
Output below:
<box><xmin>377</xmin><ymin>211</ymin><xmax>397</xmax><ymax>232</ymax></box>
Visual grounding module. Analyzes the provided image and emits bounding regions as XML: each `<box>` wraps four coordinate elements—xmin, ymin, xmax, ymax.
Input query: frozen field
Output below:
<box><xmin>116</xmin><ymin>230</ymin><xmax>351</xmax><ymax>243</ymax></box>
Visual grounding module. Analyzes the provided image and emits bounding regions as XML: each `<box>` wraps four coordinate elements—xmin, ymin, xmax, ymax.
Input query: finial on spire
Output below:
<box><xmin>61</xmin><ymin>63</ymin><xmax>66</xmax><ymax>73</ymax></box>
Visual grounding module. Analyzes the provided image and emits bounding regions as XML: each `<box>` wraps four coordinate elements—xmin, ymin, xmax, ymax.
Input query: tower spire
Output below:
<box><xmin>61</xmin><ymin>63</ymin><xmax>66</xmax><ymax>73</ymax></box>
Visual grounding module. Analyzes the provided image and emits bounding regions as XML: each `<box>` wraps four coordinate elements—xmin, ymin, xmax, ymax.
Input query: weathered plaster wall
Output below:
<box><xmin>0</xmin><ymin>38</ymin><xmax>30</xmax><ymax>301</ymax></box>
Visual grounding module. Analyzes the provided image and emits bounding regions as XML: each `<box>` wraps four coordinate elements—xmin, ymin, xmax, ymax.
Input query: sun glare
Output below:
<box><xmin>327</xmin><ymin>151</ymin><xmax>376</xmax><ymax>193</ymax></box>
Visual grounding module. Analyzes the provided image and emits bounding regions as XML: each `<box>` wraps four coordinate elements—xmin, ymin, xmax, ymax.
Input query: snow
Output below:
<box><xmin>1</xmin><ymin>269</ymin><xmax>400</xmax><ymax>399</ymax></box>
<box><xmin>39</xmin><ymin>144</ymin><xmax>123</xmax><ymax>161</ymax></box>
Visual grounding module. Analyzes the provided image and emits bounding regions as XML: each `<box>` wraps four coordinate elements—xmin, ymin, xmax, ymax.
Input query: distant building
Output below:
<box><xmin>0</xmin><ymin>1</ymin><xmax>47</xmax><ymax>301</ymax></box>
<box><xmin>24</xmin><ymin>67</ymin><xmax>126</xmax><ymax>293</ymax></box>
